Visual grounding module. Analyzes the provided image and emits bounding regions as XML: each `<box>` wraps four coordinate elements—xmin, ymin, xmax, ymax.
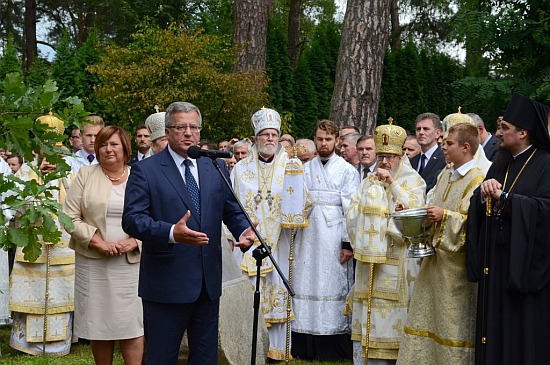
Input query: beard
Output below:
<box><xmin>317</xmin><ymin>146</ymin><xmax>335</xmax><ymax>158</ymax></box>
<box><xmin>258</xmin><ymin>144</ymin><xmax>277</xmax><ymax>156</ymax></box>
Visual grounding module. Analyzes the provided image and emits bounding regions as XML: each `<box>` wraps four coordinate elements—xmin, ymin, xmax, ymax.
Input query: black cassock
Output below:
<box><xmin>467</xmin><ymin>145</ymin><xmax>550</xmax><ymax>365</ymax></box>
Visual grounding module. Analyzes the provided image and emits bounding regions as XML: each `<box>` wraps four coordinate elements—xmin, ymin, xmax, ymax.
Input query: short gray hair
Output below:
<box><xmin>233</xmin><ymin>139</ymin><xmax>252</xmax><ymax>151</ymax></box>
<box><xmin>296</xmin><ymin>139</ymin><xmax>316</xmax><ymax>153</ymax></box>
<box><xmin>165</xmin><ymin>102</ymin><xmax>202</xmax><ymax>127</ymax></box>
<box><xmin>340</xmin><ymin>132</ymin><xmax>362</xmax><ymax>144</ymax></box>
<box><xmin>467</xmin><ymin>112</ymin><xmax>484</xmax><ymax>127</ymax></box>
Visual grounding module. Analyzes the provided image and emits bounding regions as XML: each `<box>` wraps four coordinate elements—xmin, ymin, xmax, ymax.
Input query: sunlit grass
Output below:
<box><xmin>0</xmin><ymin>324</ymin><xmax>352</xmax><ymax>364</ymax></box>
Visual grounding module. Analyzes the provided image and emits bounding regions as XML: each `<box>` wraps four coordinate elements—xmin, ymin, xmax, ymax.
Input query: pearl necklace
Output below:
<box><xmin>102</xmin><ymin>167</ymin><xmax>127</xmax><ymax>181</ymax></box>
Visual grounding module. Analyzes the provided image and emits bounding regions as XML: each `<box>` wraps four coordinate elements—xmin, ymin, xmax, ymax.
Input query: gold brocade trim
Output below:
<box><xmin>268</xmin><ymin>348</ymin><xmax>293</xmax><ymax>361</ymax></box>
<box><xmin>358</xmin><ymin>204</ymin><xmax>390</xmax><ymax>217</ymax></box>
<box><xmin>9</xmin><ymin>304</ymin><xmax>74</xmax><ymax>315</ymax></box>
<box><xmin>354</xmin><ymin>253</ymin><xmax>387</xmax><ymax>264</ymax></box>
<box><xmin>368</xmin><ymin>340</ymin><xmax>400</xmax><ymax>350</ymax></box>
<box><xmin>16</xmin><ymin>254</ymin><xmax>75</xmax><ymax>265</ymax></box>
<box><xmin>280</xmin><ymin>221</ymin><xmax>308</xmax><ymax>229</ymax></box>
<box><xmin>403</xmin><ymin>325</ymin><xmax>475</xmax><ymax>348</ymax></box>
<box><xmin>11</xmin><ymin>266</ymin><xmax>75</xmax><ymax>278</ymax></box>
<box><xmin>462</xmin><ymin>174</ymin><xmax>484</xmax><ymax>200</ymax></box>
<box><xmin>264</xmin><ymin>315</ymin><xmax>295</xmax><ymax>324</ymax></box>
<box><xmin>367</xmin><ymin>348</ymin><xmax>398</xmax><ymax>360</ymax></box>
<box><xmin>283</xmin><ymin>169</ymin><xmax>303</xmax><ymax>175</ymax></box>
<box><xmin>351</xmin><ymin>333</ymin><xmax>362</xmax><ymax>342</ymax></box>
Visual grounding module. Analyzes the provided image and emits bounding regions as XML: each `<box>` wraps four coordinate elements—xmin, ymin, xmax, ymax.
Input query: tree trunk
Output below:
<box><xmin>389</xmin><ymin>0</ymin><xmax>401</xmax><ymax>50</ymax></box>
<box><xmin>288</xmin><ymin>0</ymin><xmax>303</xmax><ymax>68</ymax></box>
<box><xmin>232</xmin><ymin>0</ymin><xmax>271</xmax><ymax>72</ymax></box>
<box><xmin>330</xmin><ymin>0</ymin><xmax>391</xmax><ymax>135</ymax></box>
<box><xmin>24</xmin><ymin>0</ymin><xmax>37</xmax><ymax>71</ymax></box>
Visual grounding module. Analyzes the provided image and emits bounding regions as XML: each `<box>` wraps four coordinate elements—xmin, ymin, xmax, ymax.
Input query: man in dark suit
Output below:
<box><xmin>409</xmin><ymin>112</ymin><xmax>446</xmax><ymax>192</ymax></box>
<box><xmin>468</xmin><ymin>112</ymin><xmax>500</xmax><ymax>161</ymax></box>
<box><xmin>129</xmin><ymin>124</ymin><xmax>153</xmax><ymax>165</ymax></box>
<box><xmin>122</xmin><ymin>101</ymin><xmax>256</xmax><ymax>365</ymax></box>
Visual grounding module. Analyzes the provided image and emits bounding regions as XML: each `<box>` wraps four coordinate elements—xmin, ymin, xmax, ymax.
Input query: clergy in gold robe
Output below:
<box><xmin>397</xmin><ymin>122</ymin><xmax>485</xmax><ymax>365</ymax></box>
<box><xmin>346</xmin><ymin>121</ymin><xmax>426</xmax><ymax>365</ymax></box>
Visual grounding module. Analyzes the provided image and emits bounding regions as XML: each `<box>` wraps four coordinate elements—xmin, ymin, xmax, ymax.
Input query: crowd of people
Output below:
<box><xmin>0</xmin><ymin>93</ymin><xmax>549</xmax><ymax>365</ymax></box>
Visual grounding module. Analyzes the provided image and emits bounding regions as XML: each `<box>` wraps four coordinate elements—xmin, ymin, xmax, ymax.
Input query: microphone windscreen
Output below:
<box><xmin>187</xmin><ymin>145</ymin><xmax>201</xmax><ymax>159</ymax></box>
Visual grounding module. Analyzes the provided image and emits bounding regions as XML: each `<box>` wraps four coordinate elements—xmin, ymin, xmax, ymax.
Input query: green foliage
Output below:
<box><xmin>266</xmin><ymin>17</ymin><xmax>296</xmax><ymax>114</ymax></box>
<box><xmin>378</xmin><ymin>42</ymin><xmax>465</xmax><ymax>133</ymax></box>
<box><xmin>0</xmin><ymin>35</ymin><xmax>23</xmax><ymax>86</ymax></box>
<box><xmin>0</xmin><ymin>73</ymin><xmax>89</xmax><ymax>262</ymax></box>
<box><xmin>25</xmin><ymin>57</ymin><xmax>50</xmax><ymax>87</ymax></box>
<box><xmin>88</xmin><ymin>22</ymin><xmax>268</xmax><ymax>141</ymax></box>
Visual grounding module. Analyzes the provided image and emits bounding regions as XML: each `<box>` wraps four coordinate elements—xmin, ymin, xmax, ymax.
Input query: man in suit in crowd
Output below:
<box><xmin>468</xmin><ymin>112</ymin><xmax>500</xmax><ymax>161</ymax></box>
<box><xmin>403</xmin><ymin>134</ymin><xmax>421</xmax><ymax>159</ymax></box>
<box><xmin>356</xmin><ymin>135</ymin><xmax>376</xmax><ymax>179</ymax></box>
<box><xmin>65</xmin><ymin>115</ymin><xmax>104</xmax><ymax>173</ymax></box>
<box><xmin>69</xmin><ymin>128</ymin><xmax>82</xmax><ymax>153</ymax></box>
<box><xmin>122</xmin><ymin>101</ymin><xmax>256</xmax><ymax>365</ymax></box>
<box><xmin>340</xmin><ymin>132</ymin><xmax>361</xmax><ymax>169</ymax></box>
<box><xmin>410</xmin><ymin>112</ymin><xmax>446</xmax><ymax>192</ymax></box>
<box><xmin>129</xmin><ymin>124</ymin><xmax>153</xmax><ymax>164</ymax></box>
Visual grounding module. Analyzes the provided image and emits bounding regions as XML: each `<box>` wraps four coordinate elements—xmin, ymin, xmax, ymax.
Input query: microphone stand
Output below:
<box><xmin>207</xmin><ymin>157</ymin><xmax>295</xmax><ymax>365</ymax></box>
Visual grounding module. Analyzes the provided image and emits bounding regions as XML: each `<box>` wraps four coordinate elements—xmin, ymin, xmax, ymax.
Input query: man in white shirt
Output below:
<box><xmin>65</xmin><ymin>116</ymin><xmax>104</xmax><ymax>173</ymax></box>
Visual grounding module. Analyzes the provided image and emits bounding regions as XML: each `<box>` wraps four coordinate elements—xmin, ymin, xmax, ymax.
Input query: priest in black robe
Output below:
<box><xmin>467</xmin><ymin>93</ymin><xmax>550</xmax><ymax>365</ymax></box>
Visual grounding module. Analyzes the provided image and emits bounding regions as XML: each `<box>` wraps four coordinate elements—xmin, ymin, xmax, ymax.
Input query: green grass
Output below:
<box><xmin>0</xmin><ymin>324</ymin><xmax>352</xmax><ymax>364</ymax></box>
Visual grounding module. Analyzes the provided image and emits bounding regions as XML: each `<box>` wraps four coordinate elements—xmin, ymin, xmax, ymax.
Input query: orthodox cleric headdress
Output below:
<box><xmin>442</xmin><ymin>107</ymin><xmax>474</xmax><ymax>137</ymax></box>
<box><xmin>374</xmin><ymin>117</ymin><xmax>407</xmax><ymax>155</ymax></box>
<box><xmin>37</xmin><ymin>111</ymin><xmax>65</xmax><ymax>147</ymax></box>
<box><xmin>145</xmin><ymin>111</ymin><xmax>166</xmax><ymax>142</ymax></box>
<box><xmin>251</xmin><ymin>108</ymin><xmax>281</xmax><ymax>136</ymax></box>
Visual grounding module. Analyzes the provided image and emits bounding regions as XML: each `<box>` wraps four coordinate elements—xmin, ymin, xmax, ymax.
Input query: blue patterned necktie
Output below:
<box><xmin>87</xmin><ymin>154</ymin><xmax>95</xmax><ymax>164</ymax></box>
<box><xmin>183</xmin><ymin>159</ymin><xmax>201</xmax><ymax>218</ymax></box>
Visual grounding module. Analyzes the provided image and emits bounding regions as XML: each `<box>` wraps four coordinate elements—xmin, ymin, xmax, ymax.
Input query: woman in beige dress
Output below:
<box><xmin>64</xmin><ymin>126</ymin><xmax>144</xmax><ymax>365</ymax></box>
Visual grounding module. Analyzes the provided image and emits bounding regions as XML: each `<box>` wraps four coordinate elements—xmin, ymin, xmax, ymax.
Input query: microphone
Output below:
<box><xmin>187</xmin><ymin>145</ymin><xmax>233</xmax><ymax>159</ymax></box>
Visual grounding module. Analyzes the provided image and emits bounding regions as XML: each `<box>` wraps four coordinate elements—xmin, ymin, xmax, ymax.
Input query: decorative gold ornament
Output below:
<box><xmin>374</xmin><ymin>117</ymin><xmax>407</xmax><ymax>155</ymax></box>
<box><xmin>37</xmin><ymin>111</ymin><xmax>65</xmax><ymax>147</ymax></box>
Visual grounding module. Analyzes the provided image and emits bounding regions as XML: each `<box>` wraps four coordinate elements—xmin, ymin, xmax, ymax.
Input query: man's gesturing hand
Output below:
<box><xmin>173</xmin><ymin>210</ymin><xmax>209</xmax><ymax>245</ymax></box>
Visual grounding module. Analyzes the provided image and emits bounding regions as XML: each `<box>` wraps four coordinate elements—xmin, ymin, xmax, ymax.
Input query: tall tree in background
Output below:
<box><xmin>233</xmin><ymin>0</ymin><xmax>272</xmax><ymax>71</ymax></box>
<box><xmin>330</xmin><ymin>0</ymin><xmax>391</xmax><ymax>134</ymax></box>
<box><xmin>287</xmin><ymin>0</ymin><xmax>303</xmax><ymax>68</ymax></box>
<box><xmin>23</xmin><ymin>0</ymin><xmax>37</xmax><ymax>71</ymax></box>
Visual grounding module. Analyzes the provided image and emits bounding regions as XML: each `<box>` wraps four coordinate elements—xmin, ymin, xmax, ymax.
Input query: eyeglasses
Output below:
<box><xmin>168</xmin><ymin>124</ymin><xmax>202</xmax><ymax>133</ymax></box>
<box><xmin>257</xmin><ymin>132</ymin><xmax>279</xmax><ymax>139</ymax></box>
<box><xmin>168</xmin><ymin>124</ymin><xmax>202</xmax><ymax>132</ymax></box>
<box><xmin>376</xmin><ymin>154</ymin><xmax>399</xmax><ymax>162</ymax></box>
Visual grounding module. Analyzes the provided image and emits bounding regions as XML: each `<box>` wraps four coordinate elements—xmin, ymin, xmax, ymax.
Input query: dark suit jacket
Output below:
<box><xmin>410</xmin><ymin>146</ymin><xmax>446</xmax><ymax>192</ymax></box>
<box><xmin>129</xmin><ymin>153</ymin><xmax>139</xmax><ymax>165</ymax></box>
<box><xmin>483</xmin><ymin>134</ymin><xmax>500</xmax><ymax>162</ymax></box>
<box><xmin>122</xmin><ymin>147</ymin><xmax>250</xmax><ymax>304</ymax></box>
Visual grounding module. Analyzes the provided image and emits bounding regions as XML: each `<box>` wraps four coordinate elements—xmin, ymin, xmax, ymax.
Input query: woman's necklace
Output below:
<box><xmin>102</xmin><ymin>167</ymin><xmax>126</xmax><ymax>182</ymax></box>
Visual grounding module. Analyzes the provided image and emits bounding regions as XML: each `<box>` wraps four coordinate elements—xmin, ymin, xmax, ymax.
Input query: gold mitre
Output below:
<box><xmin>374</xmin><ymin>117</ymin><xmax>407</xmax><ymax>155</ymax></box>
<box><xmin>37</xmin><ymin>111</ymin><xmax>65</xmax><ymax>146</ymax></box>
<box><xmin>442</xmin><ymin>107</ymin><xmax>474</xmax><ymax>134</ymax></box>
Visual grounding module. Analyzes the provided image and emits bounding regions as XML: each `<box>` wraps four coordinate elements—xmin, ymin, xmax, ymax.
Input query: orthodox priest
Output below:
<box><xmin>467</xmin><ymin>93</ymin><xmax>550</xmax><ymax>365</ymax></box>
<box><xmin>345</xmin><ymin>120</ymin><xmax>426</xmax><ymax>365</ymax></box>
<box><xmin>231</xmin><ymin>108</ymin><xmax>308</xmax><ymax>361</ymax></box>
<box><xmin>292</xmin><ymin>119</ymin><xmax>359</xmax><ymax>361</ymax></box>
